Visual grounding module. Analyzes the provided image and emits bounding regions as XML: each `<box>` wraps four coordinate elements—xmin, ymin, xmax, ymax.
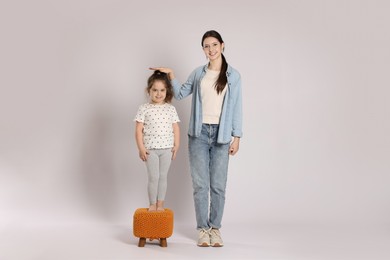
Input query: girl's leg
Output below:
<box><xmin>145</xmin><ymin>150</ymin><xmax>159</xmax><ymax>210</ymax></box>
<box><xmin>156</xmin><ymin>149</ymin><xmax>172</xmax><ymax>210</ymax></box>
<box><xmin>156</xmin><ymin>200</ymin><xmax>164</xmax><ymax>211</ymax></box>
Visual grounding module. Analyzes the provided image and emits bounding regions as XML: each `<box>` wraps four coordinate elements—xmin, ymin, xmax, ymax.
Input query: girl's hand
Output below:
<box><xmin>149</xmin><ymin>67</ymin><xmax>175</xmax><ymax>80</ymax></box>
<box><xmin>171</xmin><ymin>146</ymin><xmax>179</xmax><ymax>160</ymax></box>
<box><xmin>139</xmin><ymin>149</ymin><xmax>149</xmax><ymax>161</ymax></box>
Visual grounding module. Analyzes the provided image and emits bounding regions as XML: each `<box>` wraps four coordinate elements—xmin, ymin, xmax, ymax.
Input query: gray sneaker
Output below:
<box><xmin>197</xmin><ymin>228</ymin><xmax>211</xmax><ymax>247</ymax></box>
<box><xmin>210</xmin><ymin>228</ymin><xmax>223</xmax><ymax>247</ymax></box>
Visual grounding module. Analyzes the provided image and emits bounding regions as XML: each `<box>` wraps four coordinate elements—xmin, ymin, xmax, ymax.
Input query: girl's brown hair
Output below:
<box><xmin>147</xmin><ymin>70</ymin><xmax>173</xmax><ymax>103</ymax></box>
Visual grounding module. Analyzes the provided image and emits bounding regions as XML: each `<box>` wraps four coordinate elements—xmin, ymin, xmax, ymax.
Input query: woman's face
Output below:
<box><xmin>202</xmin><ymin>37</ymin><xmax>224</xmax><ymax>61</ymax></box>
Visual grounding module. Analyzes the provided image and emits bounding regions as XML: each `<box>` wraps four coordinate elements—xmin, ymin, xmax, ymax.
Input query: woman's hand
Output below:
<box><xmin>149</xmin><ymin>67</ymin><xmax>175</xmax><ymax>80</ymax></box>
<box><xmin>229</xmin><ymin>137</ymin><xmax>240</xmax><ymax>155</ymax></box>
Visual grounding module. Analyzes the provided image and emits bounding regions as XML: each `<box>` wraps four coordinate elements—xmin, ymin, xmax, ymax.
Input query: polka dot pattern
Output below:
<box><xmin>134</xmin><ymin>103</ymin><xmax>180</xmax><ymax>149</ymax></box>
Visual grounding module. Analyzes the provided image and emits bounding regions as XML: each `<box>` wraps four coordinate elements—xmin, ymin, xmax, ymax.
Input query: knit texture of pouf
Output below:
<box><xmin>133</xmin><ymin>208</ymin><xmax>174</xmax><ymax>247</ymax></box>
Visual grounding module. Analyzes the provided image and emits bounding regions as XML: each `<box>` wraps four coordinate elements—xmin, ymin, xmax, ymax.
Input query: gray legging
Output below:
<box><xmin>145</xmin><ymin>148</ymin><xmax>172</xmax><ymax>205</ymax></box>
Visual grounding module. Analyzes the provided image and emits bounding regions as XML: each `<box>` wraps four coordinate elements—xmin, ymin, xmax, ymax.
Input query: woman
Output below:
<box><xmin>150</xmin><ymin>30</ymin><xmax>243</xmax><ymax>247</ymax></box>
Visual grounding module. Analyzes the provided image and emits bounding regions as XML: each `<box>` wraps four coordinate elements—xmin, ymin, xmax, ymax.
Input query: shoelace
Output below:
<box><xmin>200</xmin><ymin>228</ymin><xmax>211</xmax><ymax>238</ymax></box>
<box><xmin>210</xmin><ymin>229</ymin><xmax>221</xmax><ymax>239</ymax></box>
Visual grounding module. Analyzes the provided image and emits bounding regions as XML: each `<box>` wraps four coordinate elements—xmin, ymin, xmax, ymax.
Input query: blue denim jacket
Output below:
<box><xmin>171</xmin><ymin>64</ymin><xmax>243</xmax><ymax>144</ymax></box>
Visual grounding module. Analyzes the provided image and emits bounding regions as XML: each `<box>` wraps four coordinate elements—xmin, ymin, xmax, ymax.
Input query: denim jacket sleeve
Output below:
<box><xmin>170</xmin><ymin>65</ymin><xmax>242</xmax><ymax>143</ymax></box>
<box><xmin>171</xmin><ymin>68</ymin><xmax>199</xmax><ymax>100</ymax></box>
<box><xmin>231</xmin><ymin>73</ymin><xmax>243</xmax><ymax>138</ymax></box>
<box><xmin>217</xmin><ymin>66</ymin><xmax>243</xmax><ymax>143</ymax></box>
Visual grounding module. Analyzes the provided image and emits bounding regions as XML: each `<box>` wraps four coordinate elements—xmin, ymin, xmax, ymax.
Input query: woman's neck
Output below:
<box><xmin>208</xmin><ymin>57</ymin><xmax>222</xmax><ymax>71</ymax></box>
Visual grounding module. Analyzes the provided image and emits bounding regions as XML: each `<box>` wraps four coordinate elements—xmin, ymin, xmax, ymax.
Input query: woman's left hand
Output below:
<box><xmin>229</xmin><ymin>137</ymin><xmax>240</xmax><ymax>155</ymax></box>
<box><xmin>149</xmin><ymin>67</ymin><xmax>175</xmax><ymax>80</ymax></box>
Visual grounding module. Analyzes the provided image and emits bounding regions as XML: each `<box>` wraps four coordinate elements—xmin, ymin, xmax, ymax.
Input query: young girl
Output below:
<box><xmin>151</xmin><ymin>30</ymin><xmax>242</xmax><ymax>246</ymax></box>
<box><xmin>134</xmin><ymin>70</ymin><xmax>180</xmax><ymax>211</ymax></box>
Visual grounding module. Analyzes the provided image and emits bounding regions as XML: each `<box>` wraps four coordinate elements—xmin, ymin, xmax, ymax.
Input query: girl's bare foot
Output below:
<box><xmin>156</xmin><ymin>200</ymin><xmax>164</xmax><ymax>211</ymax></box>
<box><xmin>148</xmin><ymin>204</ymin><xmax>157</xmax><ymax>211</ymax></box>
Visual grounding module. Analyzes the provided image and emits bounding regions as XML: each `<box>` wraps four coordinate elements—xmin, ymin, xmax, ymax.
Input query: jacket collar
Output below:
<box><xmin>202</xmin><ymin>64</ymin><xmax>232</xmax><ymax>77</ymax></box>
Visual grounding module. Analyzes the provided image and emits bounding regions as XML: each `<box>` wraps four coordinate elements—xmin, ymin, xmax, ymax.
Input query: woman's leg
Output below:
<box><xmin>189</xmin><ymin>124</ymin><xmax>215</xmax><ymax>229</ymax></box>
<box><xmin>209</xmin><ymin>142</ymin><xmax>229</xmax><ymax>229</ymax></box>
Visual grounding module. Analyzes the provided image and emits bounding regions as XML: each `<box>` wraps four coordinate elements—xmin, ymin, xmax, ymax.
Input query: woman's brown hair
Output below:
<box><xmin>201</xmin><ymin>30</ymin><xmax>228</xmax><ymax>94</ymax></box>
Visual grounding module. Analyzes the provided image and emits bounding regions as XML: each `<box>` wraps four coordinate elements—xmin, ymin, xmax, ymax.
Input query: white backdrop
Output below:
<box><xmin>1</xmin><ymin>0</ymin><xmax>389</xmax><ymax>231</ymax></box>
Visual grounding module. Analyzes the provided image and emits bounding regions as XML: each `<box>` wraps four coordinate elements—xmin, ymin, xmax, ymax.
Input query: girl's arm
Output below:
<box><xmin>171</xmin><ymin>122</ymin><xmax>180</xmax><ymax>160</ymax></box>
<box><xmin>135</xmin><ymin>121</ymin><xmax>148</xmax><ymax>161</ymax></box>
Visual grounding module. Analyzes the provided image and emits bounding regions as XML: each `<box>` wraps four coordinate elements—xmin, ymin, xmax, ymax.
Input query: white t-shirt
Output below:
<box><xmin>134</xmin><ymin>103</ymin><xmax>180</xmax><ymax>149</ymax></box>
<box><xmin>200</xmin><ymin>69</ymin><xmax>227</xmax><ymax>124</ymax></box>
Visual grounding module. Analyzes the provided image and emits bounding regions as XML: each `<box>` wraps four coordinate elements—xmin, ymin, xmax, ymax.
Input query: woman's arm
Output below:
<box><xmin>150</xmin><ymin>67</ymin><xmax>197</xmax><ymax>100</ymax></box>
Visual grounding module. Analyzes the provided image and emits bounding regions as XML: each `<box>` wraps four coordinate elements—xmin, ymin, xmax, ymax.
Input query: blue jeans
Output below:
<box><xmin>188</xmin><ymin>124</ymin><xmax>230</xmax><ymax>230</ymax></box>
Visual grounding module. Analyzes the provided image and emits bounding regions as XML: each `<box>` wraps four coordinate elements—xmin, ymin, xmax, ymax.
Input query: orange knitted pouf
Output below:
<box><xmin>133</xmin><ymin>208</ymin><xmax>174</xmax><ymax>247</ymax></box>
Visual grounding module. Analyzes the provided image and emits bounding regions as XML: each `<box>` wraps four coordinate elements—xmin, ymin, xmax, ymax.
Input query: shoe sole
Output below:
<box><xmin>211</xmin><ymin>243</ymin><xmax>223</xmax><ymax>247</ymax></box>
<box><xmin>198</xmin><ymin>242</ymin><xmax>210</xmax><ymax>247</ymax></box>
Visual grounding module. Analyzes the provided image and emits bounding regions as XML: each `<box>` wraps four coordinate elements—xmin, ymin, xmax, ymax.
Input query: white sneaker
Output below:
<box><xmin>210</xmin><ymin>228</ymin><xmax>223</xmax><ymax>247</ymax></box>
<box><xmin>197</xmin><ymin>228</ymin><xmax>211</xmax><ymax>247</ymax></box>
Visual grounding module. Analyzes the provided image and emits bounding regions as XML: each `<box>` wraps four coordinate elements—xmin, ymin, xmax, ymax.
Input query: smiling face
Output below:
<box><xmin>202</xmin><ymin>36</ymin><xmax>224</xmax><ymax>61</ymax></box>
<box><xmin>148</xmin><ymin>80</ymin><xmax>167</xmax><ymax>105</ymax></box>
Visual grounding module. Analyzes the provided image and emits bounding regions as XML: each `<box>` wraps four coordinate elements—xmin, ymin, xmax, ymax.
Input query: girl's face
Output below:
<box><xmin>149</xmin><ymin>80</ymin><xmax>167</xmax><ymax>105</ymax></box>
<box><xmin>202</xmin><ymin>36</ymin><xmax>224</xmax><ymax>61</ymax></box>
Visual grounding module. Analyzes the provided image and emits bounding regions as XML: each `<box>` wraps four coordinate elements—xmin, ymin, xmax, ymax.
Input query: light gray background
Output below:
<box><xmin>1</xmin><ymin>0</ymin><xmax>389</xmax><ymax>259</ymax></box>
